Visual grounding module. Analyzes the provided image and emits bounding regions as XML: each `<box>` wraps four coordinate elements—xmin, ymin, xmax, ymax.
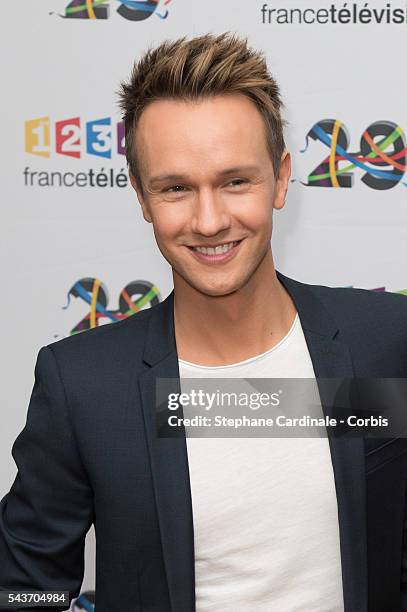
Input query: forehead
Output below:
<box><xmin>134</xmin><ymin>94</ymin><xmax>269</xmax><ymax>175</ymax></box>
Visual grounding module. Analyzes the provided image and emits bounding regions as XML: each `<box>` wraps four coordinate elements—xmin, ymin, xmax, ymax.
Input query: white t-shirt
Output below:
<box><xmin>178</xmin><ymin>313</ymin><xmax>345</xmax><ymax>611</ymax></box>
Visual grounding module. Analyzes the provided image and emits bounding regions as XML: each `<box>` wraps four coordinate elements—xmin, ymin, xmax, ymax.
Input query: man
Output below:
<box><xmin>1</xmin><ymin>32</ymin><xmax>407</xmax><ymax>612</ymax></box>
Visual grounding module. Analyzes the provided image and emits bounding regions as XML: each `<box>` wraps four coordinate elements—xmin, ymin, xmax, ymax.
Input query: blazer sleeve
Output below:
<box><xmin>0</xmin><ymin>345</ymin><xmax>94</xmax><ymax>611</ymax></box>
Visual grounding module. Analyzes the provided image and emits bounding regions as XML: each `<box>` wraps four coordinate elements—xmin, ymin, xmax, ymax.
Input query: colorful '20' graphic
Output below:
<box><xmin>25</xmin><ymin>116</ymin><xmax>124</xmax><ymax>159</ymax></box>
<box><xmin>301</xmin><ymin>120</ymin><xmax>407</xmax><ymax>189</ymax></box>
<box><xmin>63</xmin><ymin>278</ymin><xmax>161</xmax><ymax>335</ymax></box>
<box><xmin>63</xmin><ymin>0</ymin><xmax>172</xmax><ymax>20</ymax></box>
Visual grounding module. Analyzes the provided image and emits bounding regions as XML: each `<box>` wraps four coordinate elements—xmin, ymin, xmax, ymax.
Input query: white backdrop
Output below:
<box><xmin>1</xmin><ymin>0</ymin><xmax>406</xmax><ymax>608</ymax></box>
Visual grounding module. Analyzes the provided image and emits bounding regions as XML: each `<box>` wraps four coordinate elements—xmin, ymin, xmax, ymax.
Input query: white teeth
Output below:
<box><xmin>193</xmin><ymin>242</ymin><xmax>236</xmax><ymax>255</ymax></box>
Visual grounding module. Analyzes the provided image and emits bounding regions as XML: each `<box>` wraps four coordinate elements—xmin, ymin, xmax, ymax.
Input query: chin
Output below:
<box><xmin>191</xmin><ymin>277</ymin><xmax>244</xmax><ymax>298</ymax></box>
<box><xmin>174</xmin><ymin>265</ymin><xmax>250</xmax><ymax>297</ymax></box>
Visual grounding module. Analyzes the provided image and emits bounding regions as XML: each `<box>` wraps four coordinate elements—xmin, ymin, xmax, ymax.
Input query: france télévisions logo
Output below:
<box><xmin>54</xmin><ymin>0</ymin><xmax>172</xmax><ymax>20</ymax></box>
<box><xmin>24</xmin><ymin>115</ymin><xmax>129</xmax><ymax>188</ymax></box>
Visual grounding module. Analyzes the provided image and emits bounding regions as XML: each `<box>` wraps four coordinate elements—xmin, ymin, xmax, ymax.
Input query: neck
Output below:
<box><xmin>173</xmin><ymin>250</ymin><xmax>297</xmax><ymax>366</ymax></box>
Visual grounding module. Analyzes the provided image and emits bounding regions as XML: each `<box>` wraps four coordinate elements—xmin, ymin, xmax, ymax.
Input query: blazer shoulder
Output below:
<box><xmin>45</xmin><ymin>299</ymin><xmax>159</xmax><ymax>366</ymax></box>
<box><xmin>303</xmin><ymin>280</ymin><xmax>407</xmax><ymax>351</ymax></box>
<box><xmin>308</xmin><ymin>281</ymin><xmax>407</xmax><ymax>320</ymax></box>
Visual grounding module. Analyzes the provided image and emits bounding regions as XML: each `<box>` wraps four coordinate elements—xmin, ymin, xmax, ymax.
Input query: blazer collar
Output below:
<box><xmin>142</xmin><ymin>270</ymin><xmax>340</xmax><ymax>367</ymax></box>
<box><xmin>139</xmin><ymin>270</ymin><xmax>368</xmax><ymax>612</ymax></box>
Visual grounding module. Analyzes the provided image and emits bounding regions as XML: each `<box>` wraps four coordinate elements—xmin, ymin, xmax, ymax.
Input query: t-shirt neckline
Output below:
<box><xmin>179</xmin><ymin>313</ymin><xmax>299</xmax><ymax>370</ymax></box>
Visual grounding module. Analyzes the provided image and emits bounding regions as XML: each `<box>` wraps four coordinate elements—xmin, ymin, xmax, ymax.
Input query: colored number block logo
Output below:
<box><xmin>86</xmin><ymin>117</ymin><xmax>112</xmax><ymax>158</ymax></box>
<box><xmin>56</xmin><ymin>117</ymin><xmax>81</xmax><ymax>158</ymax></box>
<box><xmin>25</xmin><ymin>117</ymin><xmax>51</xmax><ymax>157</ymax></box>
<box><xmin>25</xmin><ymin>115</ymin><xmax>126</xmax><ymax>159</ymax></box>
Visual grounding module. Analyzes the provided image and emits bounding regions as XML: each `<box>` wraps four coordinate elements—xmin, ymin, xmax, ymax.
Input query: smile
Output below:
<box><xmin>186</xmin><ymin>239</ymin><xmax>243</xmax><ymax>264</ymax></box>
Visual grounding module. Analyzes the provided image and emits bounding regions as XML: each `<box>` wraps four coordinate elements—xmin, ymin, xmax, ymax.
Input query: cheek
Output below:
<box><xmin>239</xmin><ymin>202</ymin><xmax>272</xmax><ymax>233</ymax></box>
<box><xmin>151</xmin><ymin>206</ymin><xmax>187</xmax><ymax>241</ymax></box>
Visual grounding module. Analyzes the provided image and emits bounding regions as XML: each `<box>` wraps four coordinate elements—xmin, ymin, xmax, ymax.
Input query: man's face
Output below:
<box><xmin>131</xmin><ymin>93</ymin><xmax>290</xmax><ymax>296</ymax></box>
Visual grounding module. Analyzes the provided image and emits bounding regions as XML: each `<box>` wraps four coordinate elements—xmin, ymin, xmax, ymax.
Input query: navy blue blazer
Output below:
<box><xmin>1</xmin><ymin>271</ymin><xmax>407</xmax><ymax>612</ymax></box>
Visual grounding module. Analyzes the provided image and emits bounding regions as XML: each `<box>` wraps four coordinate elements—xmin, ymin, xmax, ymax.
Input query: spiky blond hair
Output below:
<box><xmin>118</xmin><ymin>32</ymin><xmax>286</xmax><ymax>191</ymax></box>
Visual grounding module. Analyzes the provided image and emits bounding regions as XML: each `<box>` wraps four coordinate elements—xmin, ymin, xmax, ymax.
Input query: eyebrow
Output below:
<box><xmin>147</xmin><ymin>165</ymin><xmax>261</xmax><ymax>186</ymax></box>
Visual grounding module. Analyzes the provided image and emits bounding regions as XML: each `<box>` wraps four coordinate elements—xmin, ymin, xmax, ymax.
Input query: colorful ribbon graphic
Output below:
<box><xmin>301</xmin><ymin>119</ymin><xmax>407</xmax><ymax>189</ymax></box>
<box><xmin>63</xmin><ymin>278</ymin><xmax>161</xmax><ymax>334</ymax></box>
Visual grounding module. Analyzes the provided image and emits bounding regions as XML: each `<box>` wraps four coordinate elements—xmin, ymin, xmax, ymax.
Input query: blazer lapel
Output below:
<box><xmin>277</xmin><ymin>271</ymin><xmax>368</xmax><ymax>612</ymax></box>
<box><xmin>138</xmin><ymin>294</ymin><xmax>195</xmax><ymax>612</ymax></box>
<box><xmin>138</xmin><ymin>271</ymin><xmax>368</xmax><ymax>612</ymax></box>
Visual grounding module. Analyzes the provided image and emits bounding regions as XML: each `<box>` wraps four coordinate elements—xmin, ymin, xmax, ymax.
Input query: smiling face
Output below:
<box><xmin>130</xmin><ymin>93</ymin><xmax>291</xmax><ymax>297</ymax></box>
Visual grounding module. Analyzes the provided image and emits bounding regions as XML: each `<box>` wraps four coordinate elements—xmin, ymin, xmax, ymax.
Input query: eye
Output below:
<box><xmin>228</xmin><ymin>178</ymin><xmax>249</xmax><ymax>187</ymax></box>
<box><xmin>163</xmin><ymin>185</ymin><xmax>187</xmax><ymax>193</ymax></box>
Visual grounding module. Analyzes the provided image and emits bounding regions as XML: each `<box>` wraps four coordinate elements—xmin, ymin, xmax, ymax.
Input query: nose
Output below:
<box><xmin>190</xmin><ymin>187</ymin><xmax>232</xmax><ymax>237</ymax></box>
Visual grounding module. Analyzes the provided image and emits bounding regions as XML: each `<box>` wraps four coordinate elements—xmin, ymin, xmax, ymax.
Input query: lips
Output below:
<box><xmin>186</xmin><ymin>239</ymin><xmax>244</xmax><ymax>264</ymax></box>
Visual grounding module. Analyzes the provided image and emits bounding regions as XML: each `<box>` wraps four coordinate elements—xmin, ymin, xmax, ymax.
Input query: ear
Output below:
<box><xmin>129</xmin><ymin>171</ymin><xmax>153</xmax><ymax>223</ymax></box>
<box><xmin>273</xmin><ymin>150</ymin><xmax>291</xmax><ymax>211</ymax></box>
